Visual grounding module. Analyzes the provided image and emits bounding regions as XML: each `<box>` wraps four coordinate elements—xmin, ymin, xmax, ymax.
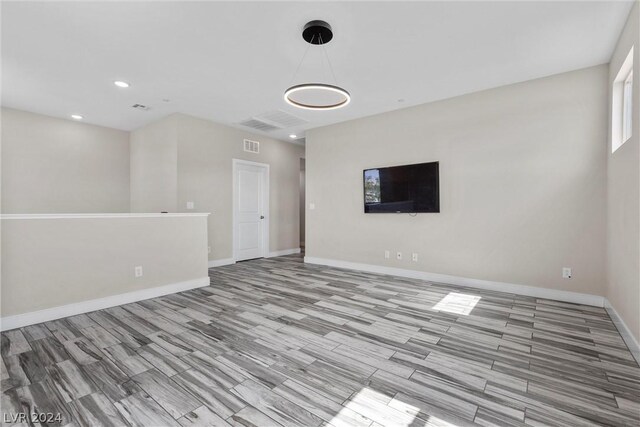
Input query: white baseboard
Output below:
<box><xmin>267</xmin><ymin>248</ymin><xmax>301</xmax><ymax>258</ymax></box>
<box><xmin>208</xmin><ymin>258</ymin><xmax>236</xmax><ymax>268</ymax></box>
<box><xmin>304</xmin><ymin>257</ymin><xmax>605</xmax><ymax>307</ymax></box>
<box><xmin>0</xmin><ymin>276</ymin><xmax>210</xmax><ymax>331</ymax></box>
<box><xmin>208</xmin><ymin>250</ymin><xmax>298</xmax><ymax>268</ymax></box>
<box><xmin>604</xmin><ymin>298</ymin><xmax>640</xmax><ymax>365</ymax></box>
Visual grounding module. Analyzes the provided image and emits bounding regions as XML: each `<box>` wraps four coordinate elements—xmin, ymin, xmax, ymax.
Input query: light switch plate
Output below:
<box><xmin>186</xmin><ymin>201</ymin><xmax>195</xmax><ymax>210</ymax></box>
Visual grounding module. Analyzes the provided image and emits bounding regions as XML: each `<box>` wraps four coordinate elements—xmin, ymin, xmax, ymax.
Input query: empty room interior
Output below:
<box><xmin>1</xmin><ymin>1</ymin><xmax>640</xmax><ymax>426</ymax></box>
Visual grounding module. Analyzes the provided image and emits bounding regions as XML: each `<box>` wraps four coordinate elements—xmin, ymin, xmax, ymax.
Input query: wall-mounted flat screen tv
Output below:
<box><xmin>363</xmin><ymin>161</ymin><xmax>439</xmax><ymax>213</ymax></box>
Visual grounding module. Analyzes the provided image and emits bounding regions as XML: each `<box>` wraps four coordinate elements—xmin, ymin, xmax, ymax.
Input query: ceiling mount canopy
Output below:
<box><xmin>302</xmin><ymin>20</ymin><xmax>333</xmax><ymax>45</ymax></box>
<box><xmin>284</xmin><ymin>20</ymin><xmax>350</xmax><ymax>111</ymax></box>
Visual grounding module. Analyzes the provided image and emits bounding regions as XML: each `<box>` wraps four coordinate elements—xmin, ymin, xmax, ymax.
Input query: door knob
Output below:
<box><xmin>260</xmin><ymin>215</ymin><xmax>265</xmax><ymax>219</ymax></box>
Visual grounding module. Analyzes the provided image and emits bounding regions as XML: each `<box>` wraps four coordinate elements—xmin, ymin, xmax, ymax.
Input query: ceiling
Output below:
<box><xmin>2</xmin><ymin>1</ymin><xmax>634</xmax><ymax>142</ymax></box>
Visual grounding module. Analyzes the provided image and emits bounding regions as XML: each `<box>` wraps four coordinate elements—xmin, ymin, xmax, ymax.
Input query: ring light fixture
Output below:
<box><xmin>284</xmin><ymin>83</ymin><xmax>351</xmax><ymax>110</ymax></box>
<box><xmin>284</xmin><ymin>20</ymin><xmax>350</xmax><ymax>111</ymax></box>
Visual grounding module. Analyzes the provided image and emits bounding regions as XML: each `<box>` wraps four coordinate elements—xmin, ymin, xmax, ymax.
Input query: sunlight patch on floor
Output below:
<box><xmin>329</xmin><ymin>387</ymin><xmax>418</xmax><ymax>426</ymax></box>
<box><xmin>330</xmin><ymin>387</ymin><xmax>463</xmax><ymax>427</ymax></box>
<box><xmin>432</xmin><ymin>292</ymin><xmax>481</xmax><ymax>315</ymax></box>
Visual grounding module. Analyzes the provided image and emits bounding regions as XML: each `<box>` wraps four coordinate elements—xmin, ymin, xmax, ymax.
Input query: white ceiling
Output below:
<box><xmin>2</xmin><ymin>1</ymin><xmax>634</xmax><ymax>142</ymax></box>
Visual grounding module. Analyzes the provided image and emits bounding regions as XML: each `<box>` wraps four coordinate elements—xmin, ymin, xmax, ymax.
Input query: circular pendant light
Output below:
<box><xmin>284</xmin><ymin>21</ymin><xmax>350</xmax><ymax>111</ymax></box>
<box><xmin>284</xmin><ymin>83</ymin><xmax>350</xmax><ymax>110</ymax></box>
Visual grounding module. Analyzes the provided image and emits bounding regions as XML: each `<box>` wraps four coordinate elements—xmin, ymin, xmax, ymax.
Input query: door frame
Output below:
<box><xmin>232</xmin><ymin>159</ymin><xmax>270</xmax><ymax>262</ymax></box>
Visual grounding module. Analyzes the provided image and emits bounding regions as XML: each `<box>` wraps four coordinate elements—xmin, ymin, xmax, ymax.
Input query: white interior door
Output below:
<box><xmin>234</xmin><ymin>160</ymin><xmax>268</xmax><ymax>261</ymax></box>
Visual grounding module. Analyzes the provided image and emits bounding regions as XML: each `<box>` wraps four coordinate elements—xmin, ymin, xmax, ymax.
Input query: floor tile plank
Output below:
<box><xmin>131</xmin><ymin>368</ymin><xmax>201</xmax><ymax>419</ymax></box>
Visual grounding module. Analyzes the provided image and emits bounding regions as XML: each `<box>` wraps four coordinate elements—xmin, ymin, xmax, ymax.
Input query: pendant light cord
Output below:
<box><xmin>319</xmin><ymin>34</ymin><xmax>339</xmax><ymax>85</ymax></box>
<box><xmin>289</xmin><ymin>34</ymin><xmax>315</xmax><ymax>85</ymax></box>
<box><xmin>289</xmin><ymin>33</ymin><xmax>339</xmax><ymax>86</ymax></box>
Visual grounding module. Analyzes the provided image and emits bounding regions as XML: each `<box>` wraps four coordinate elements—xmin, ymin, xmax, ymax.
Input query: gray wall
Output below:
<box><xmin>130</xmin><ymin>113</ymin><xmax>305</xmax><ymax>262</ymax></box>
<box><xmin>300</xmin><ymin>158</ymin><xmax>306</xmax><ymax>247</ymax></box>
<box><xmin>1</xmin><ymin>108</ymin><xmax>130</xmax><ymax>213</ymax></box>
<box><xmin>1</xmin><ymin>215</ymin><xmax>208</xmax><ymax>317</ymax></box>
<box><xmin>130</xmin><ymin>115</ymin><xmax>178</xmax><ymax>213</ymax></box>
<box><xmin>607</xmin><ymin>2</ymin><xmax>639</xmax><ymax>342</ymax></box>
<box><xmin>306</xmin><ymin>65</ymin><xmax>608</xmax><ymax>296</ymax></box>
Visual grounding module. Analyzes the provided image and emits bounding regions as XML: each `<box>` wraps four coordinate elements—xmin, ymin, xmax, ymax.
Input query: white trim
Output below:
<box><xmin>208</xmin><ymin>258</ymin><xmax>236</xmax><ymax>268</ymax></box>
<box><xmin>612</xmin><ymin>46</ymin><xmax>634</xmax><ymax>153</ymax></box>
<box><xmin>304</xmin><ymin>257</ymin><xmax>605</xmax><ymax>307</ymax></box>
<box><xmin>0</xmin><ymin>277</ymin><xmax>210</xmax><ymax>331</ymax></box>
<box><xmin>604</xmin><ymin>298</ymin><xmax>640</xmax><ymax>365</ymax></box>
<box><xmin>232</xmin><ymin>159</ymin><xmax>270</xmax><ymax>262</ymax></box>
<box><xmin>267</xmin><ymin>248</ymin><xmax>301</xmax><ymax>258</ymax></box>
<box><xmin>1</xmin><ymin>213</ymin><xmax>210</xmax><ymax>220</ymax></box>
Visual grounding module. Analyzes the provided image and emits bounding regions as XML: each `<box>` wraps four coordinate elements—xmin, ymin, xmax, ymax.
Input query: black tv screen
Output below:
<box><xmin>364</xmin><ymin>162</ymin><xmax>439</xmax><ymax>213</ymax></box>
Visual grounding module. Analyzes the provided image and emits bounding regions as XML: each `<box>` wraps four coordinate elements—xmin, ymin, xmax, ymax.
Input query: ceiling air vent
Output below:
<box><xmin>243</xmin><ymin>139</ymin><xmax>260</xmax><ymax>154</ymax></box>
<box><xmin>239</xmin><ymin>118</ymin><xmax>281</xmax><ymax>132</ymax></box>
<box><xmin>132</xmin><ymin>104</ymin><xmax>149</xmax><ymax>111</ymax></box>
<box><xmin>254</xmin><ymin>110</ymin><xmax>308</xmax><ymax>128</ymax></box>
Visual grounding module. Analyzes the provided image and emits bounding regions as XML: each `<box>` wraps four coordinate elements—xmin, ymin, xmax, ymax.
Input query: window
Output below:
<box><xmin>612</xmin><ymin>46</ymin><xmax>634</xmax><ymax>153</ymax></box>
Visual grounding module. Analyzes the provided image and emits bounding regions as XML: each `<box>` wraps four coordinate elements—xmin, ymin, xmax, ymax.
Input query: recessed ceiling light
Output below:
<box><xmin>71</xmin><ymin>114</ymin><xmax>83</xmax><ymax>120</ymax></box>
<box><xmin>289</xmin><ymin>134</ymin><xmax>297</xmax><ymax>139</ymax></box>
<box><xmin>114</xmin><ymin>81</ymin><xmax>130</xmax><ymax>88</ymax></box>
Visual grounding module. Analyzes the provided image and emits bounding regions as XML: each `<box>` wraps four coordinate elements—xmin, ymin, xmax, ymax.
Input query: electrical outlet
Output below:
<box><xmin>309</xmin><ymin>202</ymin><xmax>316</xmax><ymax>210</ymax></box>
<box><xmin>396</xmin><ymin>251</ymin><xmax>402</xmax><ymax>260</ymax></box>
<box><xmin>186</xmin><ymin>201</ymin><xmax>194</xmax><ymax>210</ymax></box>
<box><xmin>562</xmin><ymin>267</ymin><xmax>572</xmax><ymax>279</ymax></box>
<box><xmin>384</xmin><ymin>250</ymin><xmax>390</xmax><ymax>259</ymax></box>
<box><xmin>134</xmin><ymin>266</ymin><xmax>143</xmax><ymax>278</ymax></box>
<box><xmin>412</xmin><ymin>253</ymin><xmax>418</xmax><ymax>262</ymax></box>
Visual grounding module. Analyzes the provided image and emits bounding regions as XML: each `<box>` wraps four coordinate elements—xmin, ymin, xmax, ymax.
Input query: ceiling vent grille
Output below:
<box><xmin>131</xmin><ymin>104</ymin><xmax>149</xmax><ymax>111</ymax></box>
<box><xmin>254</xmin><ymin>110</ymin><xmax>308</xmax><ymax>128</ymax></box>
<box><xmin>239</xmin><ymin>118</ymin><xmax>281</xmax><ymax>132</ymax></box>
<box><xmin>243</xmin><ymin>139</ymin><xmax>260</xmax><ymax>154</ymax></box>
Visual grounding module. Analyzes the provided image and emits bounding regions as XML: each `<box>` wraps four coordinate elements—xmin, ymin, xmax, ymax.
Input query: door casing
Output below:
<box><xmin>232</xmin><ymin>159</ymin><xmax>270</xmax><ymax>261</ymax></box>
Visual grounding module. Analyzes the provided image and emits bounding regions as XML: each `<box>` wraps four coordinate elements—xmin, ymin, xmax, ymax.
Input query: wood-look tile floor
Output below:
<box><xmin>2</xmin><ymin>255</ymin><xmax>639</xmax><ymax>426</ymax></box>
